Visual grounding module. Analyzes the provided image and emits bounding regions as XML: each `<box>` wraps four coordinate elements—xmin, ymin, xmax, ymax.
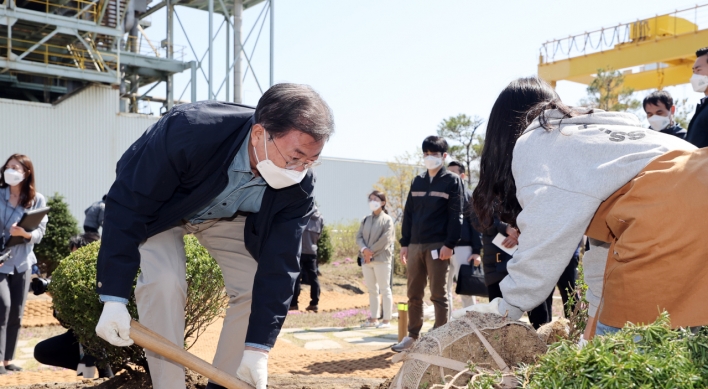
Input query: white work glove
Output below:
<box><xmin>236</xmin><ymin>349</ymin><xmax>268</xmax><ymax>389</ymax></box>
<box><xmin>451</xmin><ymin>297</ymin><xmax>502</xmax><ymax>320</ymax></box>
<box><xmin>577</xmin><ymin>337</ymin><xmax>588</xmax><ymax>349</ymax></box>
<box><xmin>95</xmin><ymin>301</ymin><xmax>134</xmax><ymax>347</ymax></box>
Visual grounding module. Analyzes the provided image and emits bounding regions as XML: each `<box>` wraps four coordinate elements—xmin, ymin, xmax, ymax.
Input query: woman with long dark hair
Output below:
<box><xmin>0</xmin><ymin>154</ymin><xmax>47</xmax><ymax>373</ymax></box>
<box><xmin>454</xmin><ymin>76</ymin><xmax>707</xmax><ymax>339</ymax></box>
<box><xmin>356</xmin><ymin>190</ymin><xmax>395</xmax><ymax>328</ymax></box>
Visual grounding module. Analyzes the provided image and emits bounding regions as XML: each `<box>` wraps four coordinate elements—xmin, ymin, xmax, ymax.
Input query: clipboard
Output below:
<box><xmin>4</xmin><ymin>206</ymin><xmax>50</xmax><ymax>248</ymax></box>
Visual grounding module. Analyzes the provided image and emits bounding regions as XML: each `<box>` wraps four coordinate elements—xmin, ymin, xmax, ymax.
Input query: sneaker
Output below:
<box><xmin>391</xmin><ymin>336</ymin><xmax>416</xmax><ymax>353</ymax></box>
<box><xmin>376</xmin><ymin>322</ymin><xmax>391</xmax><ymax>329</ymax></box>
<box><xmin>305</xmin><ymin>305</ymin><xmax>318</xmax><ymax>313</ymax></box>
<box><xmin>361</xmin><ymin>320</ymin><xmax>378</xmax><ymax>328</ymax></box>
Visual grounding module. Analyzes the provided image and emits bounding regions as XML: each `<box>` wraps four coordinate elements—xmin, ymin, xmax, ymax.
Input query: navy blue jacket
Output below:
<box><xmin>687</xmin><ymin>99</ymin><xmax>708</xmax><ymax>148</ymax></box>
<box><xmin>659</xmin><ymin>124</ymin><xmax>686</xmax><ymax>139</ymax></box>
<box><xmin>400</xmin><ymin>167</ymin><xmax>463</xmax><ymax>249</ymax></box>
<box><xmin>458</xmin><ymin>189</ymin><xmax>482</xmax><ymax>254</ymax></box>
<box><xmin>96</xmin><ymin>101</ymin><xmax>314</xmax><ymax>348</ymax></box>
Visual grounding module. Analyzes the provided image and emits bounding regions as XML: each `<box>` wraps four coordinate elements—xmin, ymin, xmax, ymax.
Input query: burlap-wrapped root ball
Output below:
<box><xmin>390</xmin><ymin>312</ymin><xmax>546</xmax><ymax>389</ymax></box>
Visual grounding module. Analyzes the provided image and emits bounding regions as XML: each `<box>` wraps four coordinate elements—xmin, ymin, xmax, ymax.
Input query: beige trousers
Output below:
<box><xmin>135</xmin><ymin>216</ymin><xmax>257</xmax><ymax>389</ymax></box>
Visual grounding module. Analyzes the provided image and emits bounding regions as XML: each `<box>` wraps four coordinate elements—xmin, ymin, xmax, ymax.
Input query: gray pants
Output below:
<box><xmin>136</xmin><ymin>216</ymin><xmax>257</xmax><ymax>389</ymax></box>
<box><xmin>0</xmin><ymin>268</ymin><xmax>31</xmax><ymax>361</ymax></box>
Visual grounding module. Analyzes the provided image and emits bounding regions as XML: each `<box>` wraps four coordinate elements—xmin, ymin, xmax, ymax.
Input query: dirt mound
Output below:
<box><xmin>390</xmin><ymin>312</ymin><xmax>546</xmax><ymax>389</ymax></box>
<box><xmin>536</xmin><ymin>318</ymin><xmax>569</xmax><ymax>345</ymax></box>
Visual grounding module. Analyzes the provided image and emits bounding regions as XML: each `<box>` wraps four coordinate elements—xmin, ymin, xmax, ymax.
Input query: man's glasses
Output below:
<box><xmin>268</xmin><ymin>134</ymin><xmax>321</xmax><ymax>170</ymax></box>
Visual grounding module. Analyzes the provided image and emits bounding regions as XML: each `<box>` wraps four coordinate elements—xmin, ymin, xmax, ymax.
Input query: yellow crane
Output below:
<box><xmin>538</xmin><ymin>4</ymin><xmax>708</xmax><ymax>91</ymax></box>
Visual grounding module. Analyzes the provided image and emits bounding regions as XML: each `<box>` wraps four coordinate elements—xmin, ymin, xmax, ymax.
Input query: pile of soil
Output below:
<box><xmin>390</xmin><ymin>312</ymin><xmax>547</xmax><ymax>389</ymax></box>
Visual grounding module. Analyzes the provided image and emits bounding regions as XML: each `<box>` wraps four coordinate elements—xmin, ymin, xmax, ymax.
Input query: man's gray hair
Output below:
<box><xmin>255</xmin><ymin>83</ymin><xmax>334</xmax><ymax>142</ymax></box>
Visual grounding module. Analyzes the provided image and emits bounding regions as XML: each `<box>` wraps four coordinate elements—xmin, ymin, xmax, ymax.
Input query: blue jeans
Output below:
<box><xmin>595</xmin><ymin>322</ymin><xmax>622</xmax><ymax>336</ymax></box>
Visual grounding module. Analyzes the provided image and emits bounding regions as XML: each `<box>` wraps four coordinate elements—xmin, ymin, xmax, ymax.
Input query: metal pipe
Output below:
<box><xmin>225</xmin><ymin>14</ymin><xmax>229</xmax><ymax>101</ymax></box>
<box><xmin>166</xmin><ymin>0</ymin><xmax>173</xmax><ymax>110</ymax></box>
<box><xmin>208</xmin><ymin>0</ymin><xmax>213</xmax><ymax>100</ymax></box>
<box><xmin>190</xmin><ymin>60</ymin><xmax>197</xmax><ymax>102</ymax></box>
<box><xmin>269</xmin><ymin>0</ymin><xmax>273</xmax><ymax>87</ymax></box>
<box><xmin>233</xmin><ymin>0</ymin><xmax>242</xmax><ymax>103</ymax></box>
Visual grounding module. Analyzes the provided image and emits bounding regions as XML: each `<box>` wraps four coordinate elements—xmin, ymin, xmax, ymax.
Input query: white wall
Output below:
<box><xmin>312</xmin><ymin>157</ymin><xmax>396</xmax><ymax>223</ymax></box>
<box><xmin>0</xmin><ymin>84</ymin><xmax>159</xmax><ymax>227</ymax></box>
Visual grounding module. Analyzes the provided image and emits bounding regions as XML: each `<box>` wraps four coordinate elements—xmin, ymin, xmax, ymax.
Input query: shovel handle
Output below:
<box><xmin>129</xmin><ymin>320</ymin><xmax>254</xmax><ymax>389</ymax></box>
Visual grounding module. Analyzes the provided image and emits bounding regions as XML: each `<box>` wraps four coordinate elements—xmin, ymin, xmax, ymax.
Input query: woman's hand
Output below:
<box><xmin>363</xmin><ymin>248</ymin><xmax>374</xmax><ymax>259</ymax></box>
<box><xmin>467</xmin><ymin>254</ymin><xmax>481</xmax><ymax>266</ymax></box>
<box><xmin>501</xmin><ymin>236</ymin><xmax>518</xmax><ymax>248</ymax></box>
<box><xmin>9</xmin><ymin>223</ymin><xmax>31</xmax><ymax>240</ymax></box>
<box><xmin>505</xmin><ymin>225</ymin><xmax>519</xmax><ymax>239</ymax></box>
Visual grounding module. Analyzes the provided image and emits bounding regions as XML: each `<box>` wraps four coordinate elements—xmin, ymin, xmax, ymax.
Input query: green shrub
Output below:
<box><xmin>34</xmin><ymin>193</ymin><xmax>80</xmax><ymax>276</ymax></box>
<box><xmin>49</xmin><ymin>235</ymin><xmax>226</xmax><ymax>370</ymax></box>
<box><xmin>316</xmin><ymin>224</ymin><xmax>334</xmax><ymax>265</ymax></box>
<box><xmin>329</xmin><ymin>220</ymin><xmax>362</xmax><ymax>262</ymax></box>
<box><xmin>519</xmin><ymin>312</ymin><xmax>708</xmax><ymax>388</ymax></box>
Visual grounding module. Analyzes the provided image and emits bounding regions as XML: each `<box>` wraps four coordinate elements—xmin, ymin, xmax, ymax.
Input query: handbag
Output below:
<box><xmin>455</xmin><ymin>264</ymin><xmax>488</xmax><ymax>297</ymax></box>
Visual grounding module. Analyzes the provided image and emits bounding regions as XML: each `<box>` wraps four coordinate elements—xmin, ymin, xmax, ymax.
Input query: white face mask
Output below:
<box><xmin>423</xmin><ymin>155</ymin><xmax>443</xmax><ymax>170</ymax></box>
<box><xmin>3</xmin><ymin>169</ymin><xmax>24</xmax><ymax>187</ymax></box>
<box><xmin>691</xmin><ymin>74</ymin><xmax>708</xmax><ymax>93</ymax></box>
<box><xmin>254</xmin><ymin>131</ymin><xmax>307</xmax><ymax>189</ymax></box>
<box><xmin>647</xmin><ymin>115</ymin><xmax>671</xmax><ymax>131</ymax></box>
<box><xmin>369</xmin><ymin>200</ymin><xmax>381</xmax><ymax>211</ymax></box>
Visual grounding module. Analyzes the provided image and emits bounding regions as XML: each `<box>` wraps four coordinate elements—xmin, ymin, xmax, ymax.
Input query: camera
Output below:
<box><xmin>31</xmin><ymin>276</ymin><xmax>50</xmax><ymax>295</ymax></box>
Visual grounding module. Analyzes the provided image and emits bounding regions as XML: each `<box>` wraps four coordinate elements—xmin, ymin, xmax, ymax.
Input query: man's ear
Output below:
<box><xmin>670</xmin><ymin>105</ymin><xmax>676</xmax><ymax>115</ymax></box>
<box><xmin>460</xmin><ymin>173</ymin><xmax>466</xmax><ymax>181</ymax></box>
<box><xmin>443</xmin><ymin>152</ymin><xmax>448</xmax><ymax>160</ymax></box>
<box><xmin>251</xmin><ymin>124</ymin><xmax>264</xmax><ymax>147</ymax></box>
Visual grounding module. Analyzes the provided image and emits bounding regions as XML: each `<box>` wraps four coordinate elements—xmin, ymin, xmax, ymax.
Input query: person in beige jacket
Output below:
<box><xmin>357</xmin><ymin>190</ymin><xmax>395</xmax><ymax>328</ymax></box>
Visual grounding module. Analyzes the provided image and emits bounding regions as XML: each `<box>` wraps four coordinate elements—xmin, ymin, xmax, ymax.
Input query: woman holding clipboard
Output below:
<box><xmin>0</xmin><ymin>154</ymin><xmax>47</xmax><ymax>374</ymax></box>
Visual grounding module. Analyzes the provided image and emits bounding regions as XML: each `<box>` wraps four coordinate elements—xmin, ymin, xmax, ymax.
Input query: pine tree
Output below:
<box><xmin>34</xmin><ymin>193</ymin><xmax>80</xmax><ymax>275</ymax></box>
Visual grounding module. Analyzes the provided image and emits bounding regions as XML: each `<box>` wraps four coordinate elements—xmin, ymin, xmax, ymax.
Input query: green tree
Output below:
<box><xmin>437</xmin><ymin>114</ymin><xmax>485</xmax><ymax>188</ymax></box>
<box><xmin>373</xmin><ymin>151</ymin><xmax>422</xmax><ymax>224</ymax></box>
<box><xmin>674</xmin><ymin>97</ymin><xmax>694</xmax><ymax>129</ymax></box>
<box><xmin>581</xmin><ymin>68</ymin><xmax>640</xmax><ymax>112</ymax></box>
<box><xmin>34</xmin><ymin>193</ymin><xmax>80</xmax><ymax>275</ymax></box>
<box><xmin>316</xmin><ymin>224</ymin><xmax>334</xmax><ymax>265</ymax></box>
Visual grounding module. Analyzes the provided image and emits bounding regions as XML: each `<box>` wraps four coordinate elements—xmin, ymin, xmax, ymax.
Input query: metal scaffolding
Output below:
<box><xmin>0</xmin><ymin>0</ymin><xmax>273</xmax><ymax>112</ymax></box>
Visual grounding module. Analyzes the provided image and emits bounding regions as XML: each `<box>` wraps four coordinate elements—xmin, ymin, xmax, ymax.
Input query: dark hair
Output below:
<box><xmin>472</xmin><ymin>77</ymin><xmax>559</xmax><ymax>228</ymax></box>
<box><xmin>368</xmin><ymin>190</ymin><xmax>388</xmax><ymax>214</ymax></box>
<box><xmin>447</xmin><ymin>161</ymin><xmax>465</xmax><ymax>175</ymax></box>
<box><xmin>697</xmin><ymin>47</ymin><xmax>708</xmax><ymax>60</ymax></box>
<box><xmin>68</xmin><ymin>232</ymin><xmax>101</xmax><ymax>251</ymax></box>
<box><xmin>642</xmin><ymin>90</ymin><xmax>674</xmax><ymax>111</ymax></box>
<box><xmin>422</xmin><ymin>136</ymin><xmax>448</xmax><ymax>154</ymax></box>
<box><xmin>254</xmin><ymin>83</ymin><xmax>334</xmax><ymax>142</ymax></box>
<box><xmin>0</xmin><ymin>154</ymin><xmax>36</xmax><ymax>209</ymax></box>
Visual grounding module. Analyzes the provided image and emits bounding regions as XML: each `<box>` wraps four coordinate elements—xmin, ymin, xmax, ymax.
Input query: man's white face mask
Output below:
<box><xmin>647</xmin><ymin>114</ymin><xmax>671</xmax><ymax>131</ymax></box>
<box><xmin>691</xmin><ymin>74</ymin><xmax>708</xmax><ymax>93</ymax></box>
<box><xmin>254</xmin><ymin>131</ymin><xmax>307</xmax><ymax>189</ymax></box>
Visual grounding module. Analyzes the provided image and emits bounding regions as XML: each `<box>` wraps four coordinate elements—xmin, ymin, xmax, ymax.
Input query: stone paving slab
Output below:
<box><xmin>303</xmin><ymin>340</ymin><xmax>342</xmax><ymax>350</ymax></box>
<box><xmin>331</xmin><ymin>331</ymin><xmax>371</xmax><ymax>338</ymax></box>
<box><xmin>292</xmin><ymin>333</ymin><xmax>329</xmax><ymax>340</ymax></box>
<box><xmin>19</xmin><ymin>347</ymin><xmax>34</xmax><ymax>355</ymax></box>
<box><xmin>342</xmin><ymin>337</ymin><xmax>394</xmax><ymax>347</ymax></box>
<box><xmin>308</xmin><ymin>327</ymin><xmax>344</xmax><ymax>333</ymax></box>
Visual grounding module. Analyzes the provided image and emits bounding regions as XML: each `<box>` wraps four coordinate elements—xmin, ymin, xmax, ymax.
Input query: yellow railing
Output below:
<box><xmin>0</xmin><ymin>36</ymin><xmax>118</xmax><ymax>71</ymax></box>
<box><xmin>539</xmin><ymin>4</ymin><xmax>708</xmax><ymax>64</ymax></box>
<box><xmin>124</xmin><ymin>35</ymin><xmax>186</xmax><ymax>61</ymax></box>
<box><xmin>24</xmin><ymin>0</ymin><xmax>99</xmax><ymax>22</ymax></box>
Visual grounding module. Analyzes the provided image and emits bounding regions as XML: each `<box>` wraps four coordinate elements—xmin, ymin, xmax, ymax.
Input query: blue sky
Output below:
<box><xmin>143</xmin><ymin>0</ymin><xmax>706</xmax><ymax>162</ymax></box>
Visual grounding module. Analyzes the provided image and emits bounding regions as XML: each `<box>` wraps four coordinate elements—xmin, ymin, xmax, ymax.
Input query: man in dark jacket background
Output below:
<box><xmin>643</xmin><ymin>91</ymin><xmax>686</xmax><ymax>139</ymax></box>
<box><xmin>392</xmin><ymin>136</ymin><xmax>463</xmax><ymax>352</ymax></box>
<box><xmin>94</xmin><ymin>84</ymin><xmax>334</xmax><ymax>389</ymax></box>
<box><xmin>687</xmin><ymin>47</ymin><xmax>708</xmax><ymax>148</ymax></box>
<box><xmin>291</xmin><ymin>204</ymin><xmax>323</xmax><ymax>312</ymax></box>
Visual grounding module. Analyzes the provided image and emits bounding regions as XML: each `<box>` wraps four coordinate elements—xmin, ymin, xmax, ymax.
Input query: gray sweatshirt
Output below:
<box><xmin>497</xmin><ymin>109</ymin><xmax>696</xmax><ymax>320</ymax></box>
